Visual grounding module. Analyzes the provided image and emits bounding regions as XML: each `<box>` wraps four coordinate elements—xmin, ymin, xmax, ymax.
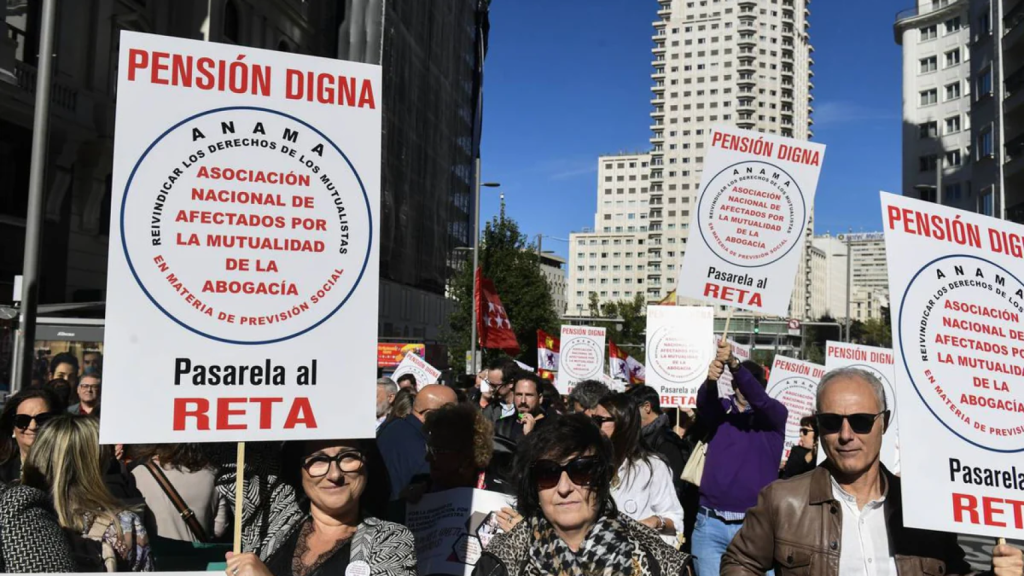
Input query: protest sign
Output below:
<box><xmin>767</xmin><ymin>356</ymin><xmax>825</xmax><ymax>460</ymax></box>
<box><xmin>407</xmin><ymin>488</ymin><xmax>514</xmax><ymax>575</ymax></box>
<box><xmin>883</xmin><ymin>192</ymin><xmax>1024</xmax><ymax>538</ymax></box>
<box><xmin>556</xmin><ymin>326</ymin><xmax>606</xmax><ymax>394</ymax></box>
<box><xmin>378</xmin><ymin>343</ymin><xmax>426</xmax><ymax>368</ymax></box>
<box><xmin>824</xmin><ymin>341</ymin><xmax>900</xmax><ymax>471</ymax></box>
<box><xmin>676</xmin><ymin>126</ymin><xmax>826</xmax><ymax>316</ymax></box>
<box><xmin>716</xmin><ymin>338</ymin><xmax>752</xmax><ymax>398</ymax></box>
<box><xmin>645</xmin><ymin>306</ymin><xmax>715</xmax><ymax>408</ymax></box>
<box><xmin>392</xmin><ymin>353</ymin><xmax>441</xmax><ymax>388</ymax></box>
<box><xmin>101</xmin><ymin>32</ymin><xmax>381</xmax><ymax>443</ymax></box>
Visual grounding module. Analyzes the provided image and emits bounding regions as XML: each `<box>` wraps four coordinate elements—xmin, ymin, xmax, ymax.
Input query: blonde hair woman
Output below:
<box><xmin>22</xmin><ymin>415</ymin><xmax>154</xmax><ymax>572</ymax></box>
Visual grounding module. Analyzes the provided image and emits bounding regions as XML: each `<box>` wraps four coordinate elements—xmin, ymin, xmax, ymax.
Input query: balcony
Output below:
<box><xmin>737</xmin><ymin>100</ymin><xmax>756</xmax><ymax>113</ymax></box>
<box><xmin>1008</xmin><ymin>133</ymin><xmax>1024</xmax><ymax>163</ymax></box>
<box><xmin>738</xmin><ymin>34</ymin><xmax>757</xmax><ymax>48</ymax></box>
<box><xmin>1007</xmin><ymin>1</ymin><xmax>1024</xmax><ymax>34</ymax></box>
<box><xmin>1007</xmin><ymin>65</ymin><xmax>1024</xmax><ymax>98</ymax></box>
<box><xmin>657</xmin><ymin>7</ymin><xmax>671</xmax><ymax>17</ymax></box>
<box><xmin>739</xmin><ymin>0</ymin><xmax>757</xmax><ymax>7</ymax></box>
<box><xmin>737</xmin><ymin>74</ymin><xmax>756</xmax><ymax>87</ymax></box>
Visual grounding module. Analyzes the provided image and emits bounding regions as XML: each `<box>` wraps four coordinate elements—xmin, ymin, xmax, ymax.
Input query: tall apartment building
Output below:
<box><xmin>539</xmin><ymin>253</ymin><xmax>568</xmax><ymax>316</ymax></box>
<box><xmin>567</xmin><ymin>153</ymin><xmax>651</xmax><ymax>315</ymax></box>
<box><xmin>811</xmin><ymin>233</ymin><xmax>890</xmax><ymax>321</ymax></box>
<box><xmin>895</xmin><ymin>0</ymin><xmax>1024</xmax><ymax>221</ymax></box>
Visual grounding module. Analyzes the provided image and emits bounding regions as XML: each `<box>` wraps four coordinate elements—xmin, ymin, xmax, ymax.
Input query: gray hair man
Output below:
<box><xmin>567</xmin><ymin>379</ymin><xmax>609</xmax><ymax>415</ymax></box>
<box><xmin>723</xmin><ymin>367</ymin><xmax>1024</xmax><ymax>576</ymax></box>
<box><xmin>376</xmin><ymin>377</ymin><xmax>398</xmax><ymax>430</ymax></box>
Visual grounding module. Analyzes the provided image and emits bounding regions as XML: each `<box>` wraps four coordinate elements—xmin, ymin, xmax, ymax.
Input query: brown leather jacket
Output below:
<box><xmin>722</xmin><ymin>466</ymin><xmax>972</xmax><ymax>576</ymax></box>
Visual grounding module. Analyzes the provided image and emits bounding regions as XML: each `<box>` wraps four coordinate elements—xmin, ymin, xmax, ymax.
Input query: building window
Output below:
<box><xmin>945</xmin><ymin>182</ymin><xmax>962</xmax><ymax>200</ymax></box>
<box><xmin>945</xmin><ymin>149</ymin><xmax>962</xmax><ymax>167</ymax></box>
<box><xmin>919</xmin><ymin>155</ymin><xmax>938</xmax><ymax>171</ymax></box>
<box><xmin>945</xmin><ymin>49</ymin><xmax>960</xmax><ymax>68</ymax></box>
<box><xmin>944</xmin><ymin>17</ymin><xmax>961</xmax><ymax>34</ymax></box>
<box><xmin>945</xmin><ymin>82</ymin><xmax>961</xmax><ymax>100</ymax></box>
<box><xmin>976</xmin><ymin>68</ymin><xmax>992</xmax><ymax>98</ymax></box>
<box><xmin>920</xmin><ymin>89</ymin><xmax>938</xmax><ymax>106</ymax></box>
<box><xmin>977</xmin><ymin>12</ymin><xmax>991</xmax><ymax>36</ymax></box>
<box><xmin>919</xmin><ymin>56</ymin><xmax>937</xmax><ymax>73</ymax></box>
<box><xmin>945</xmin><ymin>115</ymin><xmax>961</xmax><ymax>134</ymax></box>
<box><xmin>920</xmin><ymin>25</ymin><xmax>938</xmax><ymax>41</ymax></box>
<box><xmin>980</xmin><ymin>188</ymin><xmax>994</xmax><ymax>216</ymax></box>
<box><xmin>223</xmin><ymin>0</ymin><xmax>241</xmax><ymax>43</ymax></box>
<box><xmin>918</xmin><ymin>121</ymin><xmax>938</xmax><ymax>139</ymax></box>
<box><xmin>977</xmin><ymin>127</ymin><xmax>993</xmax><ymax>159</ymax></box>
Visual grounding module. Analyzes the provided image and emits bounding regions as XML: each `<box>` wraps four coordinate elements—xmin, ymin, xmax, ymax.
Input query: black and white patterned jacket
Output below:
<box><xmin>0</xmin><ymin>482</ymin><xmax>77</xmax><ymax>573</ymax></box>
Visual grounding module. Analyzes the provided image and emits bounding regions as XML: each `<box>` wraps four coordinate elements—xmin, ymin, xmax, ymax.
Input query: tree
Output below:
<box><xmin>597</xmin><ymin>294</ymin><xmax>648</xmax><ymax>363</ymax></box>
<box><xmin>444</xmin><ymin>209</ymin><xmax>559</xmax><ymax>369</ymax></box>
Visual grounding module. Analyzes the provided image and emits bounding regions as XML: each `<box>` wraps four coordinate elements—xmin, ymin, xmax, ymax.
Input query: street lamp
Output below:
<box><xmin>470</xmin><ymin>171</ymin><xmax>500</xmax><ymax>374</ymax></box>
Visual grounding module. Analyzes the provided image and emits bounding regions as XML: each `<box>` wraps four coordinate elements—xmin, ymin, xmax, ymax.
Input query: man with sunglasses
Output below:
<box><xmin>723</xmin><ymin>367</ymin><xmax>1024</xmax><ymax>576</ymax></box>
<box><xmin>692</xmin><ymin>340</ymin><xmax>788</xmax><ymax>576</ymax></box>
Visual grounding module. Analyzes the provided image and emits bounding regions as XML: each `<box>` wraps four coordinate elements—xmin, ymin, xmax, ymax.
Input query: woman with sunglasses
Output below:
<box><xmin>781</xmin><ymin>415</ymin><xmax>818</xmax><ymax>479</ymax></box>
<box><xmin>474</xmin><ymin>414</ymin><xmax>691</xmax><ymax>576</ymax></box>
<box><xmin>225</xmin><ymin>439</ymin><xmax>416</xmax><ymax>576</ymax></box>
<box><xmin>0</xmin><ymin>388</ymin><xmax>64</xmax><ymax>484</ymax></box>
<box><xmin>593</xmin><ymin>393</ymin><xmax>685</xmax><ymax>538</ymax></box>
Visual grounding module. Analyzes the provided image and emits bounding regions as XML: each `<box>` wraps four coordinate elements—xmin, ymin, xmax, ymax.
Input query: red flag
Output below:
<box><xmin>537</xmin><ymin>329</ymin><xmax>560</xmax><ymax>371</ymax></box>
<box><xmin>475</xmin><ymin>269</ymin><xmax>520</xmax><ymax>355</ymax></box>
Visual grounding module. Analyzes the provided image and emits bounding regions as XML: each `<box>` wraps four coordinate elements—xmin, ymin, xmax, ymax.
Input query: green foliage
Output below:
<box><xmin>444</xmin><ymin>211</ymin><xmax>559</xmax><ymax>368</ymax></box>
<box><xmin>589</xmin><ymin>293</ymin><xmax>648</xmax><ymax>363</ymax></box>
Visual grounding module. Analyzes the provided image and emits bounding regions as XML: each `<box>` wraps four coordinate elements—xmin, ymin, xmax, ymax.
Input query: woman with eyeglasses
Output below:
<box><xmin>593</xmin><ymin>393</ymin><xmax>685</xmax><ymax>539</ymax></box>
<box><xmin>474</xmin><ymin>414</ymin><xmax>691</xmax><ymax>576</ymax></box>
<box><xmin>781</xmin><ymin>415</ymin><xmax>818</xmax><ymax>479</ymax></box>
<box><xmin>0</xmin><ymin>388</ymin><xmax>64</xmax><ymax>484</ymax></box>
<box><xmin>224</xmin><ymin>439</ymin><xmax>416</xmax><ymax>576</ymax></box>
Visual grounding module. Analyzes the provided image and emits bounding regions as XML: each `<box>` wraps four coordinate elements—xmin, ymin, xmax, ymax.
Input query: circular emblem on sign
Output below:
<box><xmin>560</xmin><ymin>337</ymin><xmax>603</xmax><ymax>381</ymax></box>
<box><xmin>697</xmin><ymin>160</ymin><xmax>805</xmax><ymax>268</ymax></box>
<box><xmin>120</xmin><ymin>106</ymin><xmax>372</xmax><ymax>345</ymax></box>
<box><xmin>767</xmin><ymin>375</ymin><xmax>817</xmax><ymax>455</ymax></box>
<box><xmin>649</xmin><ymin>326</ymin><xmax>715</xmax><ymax>386</ymax></box>
<box><xmin>898</xmin><ymin>254</ymin><xmax>1024</xmax><ymax>453</ymax></box>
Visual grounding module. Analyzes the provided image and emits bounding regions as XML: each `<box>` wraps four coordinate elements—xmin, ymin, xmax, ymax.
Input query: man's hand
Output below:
<box><xmin>993</xmin><ymin>543</ymin><xmax>1024</xmax><ymax>576</ymax></box>
<box><xmin>521</xmin><ymin>413</ymin><xmax>538</xmax><ymax>435</ymax></box>
<box><xmin>716</xmin><ymin>339</ymin><xmax>732</xmax><ymax>362</ymax></box>
<box><xmin>707</xmin><ymin>360</ymin><xmax>725</xmax><ymax>382</ymax></box>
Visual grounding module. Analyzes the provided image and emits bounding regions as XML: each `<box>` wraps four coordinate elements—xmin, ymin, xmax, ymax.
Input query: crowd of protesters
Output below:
<box><xmin>0</xmin><ymin>346</ymin><xmax>1022</xmax><ymax>576</ymax></box>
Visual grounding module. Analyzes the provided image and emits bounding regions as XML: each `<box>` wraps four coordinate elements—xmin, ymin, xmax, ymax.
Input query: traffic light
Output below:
<box><xmin>753</xmin><ymin>319</ymin><xmax>760</xmax><ymax>335</ymax></box>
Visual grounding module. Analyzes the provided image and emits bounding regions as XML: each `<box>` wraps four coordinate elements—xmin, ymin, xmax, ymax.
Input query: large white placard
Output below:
<box><xmin>392</xmin><ymin>353</ymin><xmax>441</xmax><ymax>389</ymax></box>
<box><xmin>645</xmin><ymin>306</ymin><xmax>715</xmax><ymax>408</ymax></box>
<box><xmin>676</xmin><ymin>127</ymin><xmax>826</xmax><ymax>316</ymax></box>
<box><xmin>406</xmin><ymin>488</ymin><xmax>514</xmax><ymax>575</ymax></box>
<box><xmin>767</xmin><ymin>356</ymin><xmax>825</xmax><ymax>460</ymax></box>
<box><xmin>102</xmin><ymin>32</ymin><xmax>381</xmax><ymax>443</ymax></box>
<box><xmin>824</xmin><ymin>341</ymin><xmax>900</xmax><ymax>472</ymax></box>
<box><xmin>556</xmin><ymin>326</ymin><xmax>606</xmax><ymax>394</ymax></box>
<box><xmin>883</xmin><ymin>192</ymin><xmax>1024</xmax><ymax>538</ymax></box>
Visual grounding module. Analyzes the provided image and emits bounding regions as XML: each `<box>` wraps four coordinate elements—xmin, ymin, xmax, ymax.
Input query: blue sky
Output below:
<box><xmin>479</xmin><ymin>0</ymin><xmax>904</xmax><ymax>258</ymax></box>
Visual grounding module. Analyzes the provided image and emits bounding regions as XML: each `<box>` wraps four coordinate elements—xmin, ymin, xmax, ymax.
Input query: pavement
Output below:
<box><xmin>959</xmin><ymin>535</ymin><xmax>1024</xmax><ymax>572</ymax></box>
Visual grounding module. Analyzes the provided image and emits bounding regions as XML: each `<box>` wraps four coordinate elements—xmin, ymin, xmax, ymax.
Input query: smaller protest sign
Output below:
<box><xmin>378</xmin><ymin>343</ymin><xmax>426</xmax><ymax>368</ymax></box>
<box><xmin>407</xmin><ymin>488</ymin><xmax>514</xmax><ymax>575</ymax></box>
<box><xmin>556</xmin><ymin>326</ymin><xmax>606</xmax><ymax>394</ymax></box>
<box><xmin>645</xmin><ymin>306</ymin><xmax>715</xmax><ymax>408</ymax></box>
<box><xmin>767</xmin><ymin>356</ymin><xmax>825</xmax><ymax>460</ymax></box>
<box><xmin>715</xmin><ymin>338</ymin><xmax>752</xmax><ymax>398</ymax></box>
<box><xmin>824</xmin><ymin>341</ymin><xmax>899</xmax><ymax>471</ymax></box>
<box><xmin>392</xmin><ymin>353</ymin><xmax>441</xmax><ymax>389</ymax></box>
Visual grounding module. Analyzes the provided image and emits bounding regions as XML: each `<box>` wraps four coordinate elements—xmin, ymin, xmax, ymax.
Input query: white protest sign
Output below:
<box><xmin>556</xmin><ymin>326</ymin><xmax>606</xmax><ymax>394</ymax></box>
<box><xmin>645</xmin><ymin>306</ymin><xmax>715</xmax><ymax>408</ymax></box>
<box><xmin>101</xmin><ymin>32</ymin><xmax>381</xmax><ymax>443</ymax></box>
<box><xmin>392</xmin><ymin>353</ymin><xmax>441</xmax><ymax>389</ymax></box>
<box><xmin>824</xmin><ymin>341</ymin><xmax>899</xmax><ymax>472</ymax></box>
<box><xmin>883</xmin><ymin>192</ymin><xmax>1024</xmax><ymax>538</ymax></box>
<box><xmin>716</xmin><ymin>338</ymin><xmax>752</xmax><ymax>398</ymax></box>
<box><xmin>406</xmin><ymin>488</ymin><xmax>514</xmax><ymax>575</ymax></box>
<box><xmin>767</xmin><ymin>356</ymin><xmax>825</xmax><ymax>461</ymax></box>
<box><xmin>676</xmin><ymin>126</ymin><xmax>826</xmax><ymax>316</ymax></box>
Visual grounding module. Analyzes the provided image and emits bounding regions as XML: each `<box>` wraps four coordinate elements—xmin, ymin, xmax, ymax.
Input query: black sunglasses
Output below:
<box><xmin>532</xmin><ymin>456</ymin><xmax>601</xmax><ymax>490</ymax></box>
<box><xmin>14</xmin><ymin>412</ymin><xmax>56</xmax><ymax>431</ymax></box>
<box><xmin>591</xmin><ymin>415</ymin><xmax>614</xmax><ymax>425</ymax></box>
<box><xmin>799</xmin><ymin>428</ymin><xmax>814</xmax><ymax>436</ymax></box>
<box><xmin>816</xmin><ymin>411</ymin><xmax>888</xmax><ymax>435</ymax></box>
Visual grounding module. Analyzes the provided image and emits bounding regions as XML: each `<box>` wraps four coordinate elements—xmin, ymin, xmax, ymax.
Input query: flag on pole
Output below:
<box><xmin>657</xmin><ymin>289</ymin><xmax>677</xmax><ymax>306</ymax></box>
<box><xmin>538</xmin><ymin>369</ymin><xmax>555</xmax><ymax>381</ymax></box>
<box><xmin>475</xmin><ymin>269</ymin><xmax>520</xmax><ymax>355</ymax></box>
<box><xmin>610</xmin><ymin>342</ymin><xmax>646</xmax><ymax>384</ymax></box>
<box><xmin>537</xmin><ymin>329</ymin><xmax>560</xmax><ymax>371</ymax></box>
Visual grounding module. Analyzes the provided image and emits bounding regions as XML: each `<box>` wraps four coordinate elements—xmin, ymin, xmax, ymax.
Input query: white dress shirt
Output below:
<box><xmin>612</xmin><ymin>457</ymin><xmax>685</xmax><ymax>531</ymax></box>
<box><xmin>831</xmin><ymin>476</ymin><xmax>898</xmax><ymax>576</ymax></box>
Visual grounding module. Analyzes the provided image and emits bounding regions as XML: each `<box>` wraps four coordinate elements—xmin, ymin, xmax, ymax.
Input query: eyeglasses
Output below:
<box><xmin>302</xmin><ymin>451</ymin><xmax>365</xmax><ymax>477</ymax></box>
<box><xmin>816</xmin><ymin>411</ymin><xmax>888</xmax><ymax>435</ymax></box>
<box><xmin>590</xmin><ymin>415</ymin><xmax>614</xmax><ymax>426</ymax></box>
<box><xmin>532</xmin><ymin>456</ymin><xmax>601</xmax><ymax>490</ymax></box>
<box><xmin>14</xmin><ymin>412</ymin><xmax>56</xmax><ymax>431</ymax></box>
<box><xmin>799</xmin><ymin>428</ymin><xmax>814</xmax><ymax>436</ymax></box>
<box><xmin>79</xmin><ymin>384</ymin><xmax>100</xmax><ymax>391</ymax></box>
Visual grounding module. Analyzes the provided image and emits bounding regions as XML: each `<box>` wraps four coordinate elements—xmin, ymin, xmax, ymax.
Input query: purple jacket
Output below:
<box><xmin>696</xmin><ymin>365</ymin><xmax>787</xmax><ymax>514</ymax></box>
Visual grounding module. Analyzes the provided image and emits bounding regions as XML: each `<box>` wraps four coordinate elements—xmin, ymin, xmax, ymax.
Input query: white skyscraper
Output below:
<box><xmin>649</xmin><ymin>0</ymin><xmax>815</xmax><ymax>315</ymax></box>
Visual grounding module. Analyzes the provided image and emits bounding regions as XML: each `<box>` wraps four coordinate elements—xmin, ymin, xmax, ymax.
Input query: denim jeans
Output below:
<box><xmin>691</xmin><ymin>508</ymin><xmax>744</xmax><ymax>576</ymax></box>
